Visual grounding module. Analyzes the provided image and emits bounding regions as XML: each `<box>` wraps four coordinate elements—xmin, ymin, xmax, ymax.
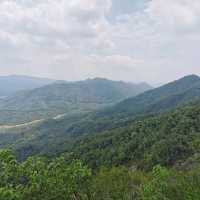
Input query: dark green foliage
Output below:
<box><xmin>67</xmin><ymin>102</ymin><xmax>200</xmax><ymax>170</ymax></box>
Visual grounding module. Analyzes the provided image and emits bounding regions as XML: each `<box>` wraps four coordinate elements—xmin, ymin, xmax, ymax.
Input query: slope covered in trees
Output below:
<box><xmin>0</xmin><ymin>78</ymin><xmax>151</xmax><ymax>125</ymax></box>
<box><xmin>67</xmin><ymin>101</ymin><xmax>200</xmax><ymax>170</ymax></box>
<box><xmin>0</xmin><ymin>76</ymin><xmax>200</xmax><ymax>199</ymax></box>
<box><xmin>98</xmin><ymin>74</ymin><xmax>200</xmax><ymax>118</ymax></box>
<box><xmin>1</xmin><ymin>75</ymin><xmax>200</xmax><ymax>160</ymax></box>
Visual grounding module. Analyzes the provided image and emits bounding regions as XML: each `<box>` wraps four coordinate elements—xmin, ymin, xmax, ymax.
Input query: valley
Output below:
<box><xmin>0</xmin><ymin>75</ymin><xmax>200</xmax><ymax>200</ymax></box>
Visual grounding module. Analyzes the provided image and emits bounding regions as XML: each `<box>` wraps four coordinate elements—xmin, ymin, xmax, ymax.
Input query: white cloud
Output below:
<box><xmin>105</xmin><ymin>0</ymin><xmax>200</xmax><ymax>83</ymax></box>
<box><xmin>149</xmin><ymin>0</ymin><xmax>200</xmax><ymax>31</ymax></box>
<box><xmin>0</xmin><ymin>0</ymin><xmax>200</xmax><ymax>84</ymax></box>
<box><xmin>0</xmin><ymin>0</ymin><xmax>112</xmax><ymax>48</ymax></box>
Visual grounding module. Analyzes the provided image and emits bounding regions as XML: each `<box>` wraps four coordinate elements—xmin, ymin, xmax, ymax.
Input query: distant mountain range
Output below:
<box><xmin>0</xmin><ymin>75</ymin><xmax>200</xmax><ymax>160</ymax></box>
<box><xmin>99</xmin><ymin>74</ymin><xmax>200</xmax><ymax>118</ymax></box>
<box><xmin>0</xmin><ymin>77</ymin><xmax>152</xmax><ymax>125</ymax></box>
<box><xmin>0</xmin><ymin>75</ymin><xmax>55</xmax><ymax>97</ymax></box>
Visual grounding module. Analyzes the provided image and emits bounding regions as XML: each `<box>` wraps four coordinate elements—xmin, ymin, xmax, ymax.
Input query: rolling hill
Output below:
<box><xmin>0</xmin><ymin>75</ymin><xmax>200</xmax><ymax>160</ymax></box>
<box><xmin>0</xmin><ymin>78</ymin><xmax>152</xmax><ymax>125</ymax></box>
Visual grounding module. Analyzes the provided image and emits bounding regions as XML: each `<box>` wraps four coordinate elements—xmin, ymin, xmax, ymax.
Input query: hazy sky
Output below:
<box><xmin>0</xmin><ymin>0</ymin><xmax>200</xmax><ymax>84</ymax></box>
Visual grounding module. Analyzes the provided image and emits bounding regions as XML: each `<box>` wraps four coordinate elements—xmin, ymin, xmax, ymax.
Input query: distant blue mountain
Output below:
<box><xmin>0</xmin><ymin>75</ymin><xmax>55</xmax><ymax>96</ymax></box>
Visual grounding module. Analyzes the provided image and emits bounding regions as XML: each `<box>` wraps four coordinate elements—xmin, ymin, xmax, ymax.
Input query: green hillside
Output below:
<box><xmin>99</xmin><ymin>74</ymin><xmax>200</xmax><ymax>118</ymax></box>
<box><xmin>1</xmin><ymin>75</ymin><xmax>200</xmax><ymax>160</ymax></box>
<box><xmin>68</xmin><ymin>101</ymin><xmax>200</xmax><ymax>170</ymax></box>
<box><xmin>12</xmin><ymin>99</ymin><xmax>200</xmax><ymax>170</ymax></box>
<box><xmin>0</xmin><ymin>76</ymin><xmax>200</xmax><ymax>200</ymax></box>
<box><xmin>0</xmin><ymin>78</ymin><xmax>151</xmax><ymax>125</ymax></box>
<box><xmin>1</xmin><ymin>98</ymin><xmax>200</xmax><ymax>200</ymax></box>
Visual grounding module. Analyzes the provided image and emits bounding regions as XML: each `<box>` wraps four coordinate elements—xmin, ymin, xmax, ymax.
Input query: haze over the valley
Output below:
<box><xmin>1</xmin><ymin>1</ymin><xmax>200</xmax><ymax>198</ymax></box>
<box><xmin>0</xmin><ymin>0</ymin><xmax>200</xmax><ymax>84</ymax></box>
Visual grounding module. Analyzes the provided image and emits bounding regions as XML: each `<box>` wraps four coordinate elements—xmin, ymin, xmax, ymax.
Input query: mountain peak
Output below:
<box><xmin>86</xmin><ymin>77</ymin><xmax>112</xmax><ymax>82</ymax></box>
<box><xmin>157</xmin><ymin>74</ymin><xmax>200</xmax><ymax>90</ymax></box>
<box><xmin>180</xmin><ymin>74</ymin><xmax>200</xmax><ymax>81</ymax></box>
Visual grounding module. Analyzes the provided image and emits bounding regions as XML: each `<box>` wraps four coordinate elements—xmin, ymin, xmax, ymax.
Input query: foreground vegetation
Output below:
<box><xmin>0</xmin><ymin>150</ymin><xmax>199</xmax><ymax>200</ymax></box>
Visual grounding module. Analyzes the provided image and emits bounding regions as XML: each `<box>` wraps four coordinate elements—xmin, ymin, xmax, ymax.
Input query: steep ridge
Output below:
<box><xmin>98</xmin><ymin>75</ymin><xmax>200</xmax><ymax>118</ymax></box>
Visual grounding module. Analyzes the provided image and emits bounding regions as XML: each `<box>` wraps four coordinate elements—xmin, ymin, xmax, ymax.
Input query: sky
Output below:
<box><xmin>0</xmin><ymin>0</ymin><xmax>200</xmax><ymax>84</ymax></box>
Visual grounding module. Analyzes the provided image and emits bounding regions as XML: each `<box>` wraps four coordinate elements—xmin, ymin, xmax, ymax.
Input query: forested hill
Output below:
<box><xmin>0</xmin><ymin>78</ymin><xmax>151</xmax><ymax>125</ymax></box>
<box><xmin>1</xmin><ymin>75</ymin><xmax>200</xmax><ymax>160</ymax></box>
<box><xmin>68</xmin><ymin>101</ymin><xmax>200</xmax><ymax>170</ymax></box>
<box><xmin>98</xmin><ymin>74</ymin><xmax>200</xmax><ymax>118</ymax></box>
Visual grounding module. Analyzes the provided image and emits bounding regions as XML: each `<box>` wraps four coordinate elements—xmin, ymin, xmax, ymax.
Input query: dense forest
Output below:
<box><xmin>68</xmin><ymin>101</ymin><xmax>200</xmax><ymax>170</ymax></box>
